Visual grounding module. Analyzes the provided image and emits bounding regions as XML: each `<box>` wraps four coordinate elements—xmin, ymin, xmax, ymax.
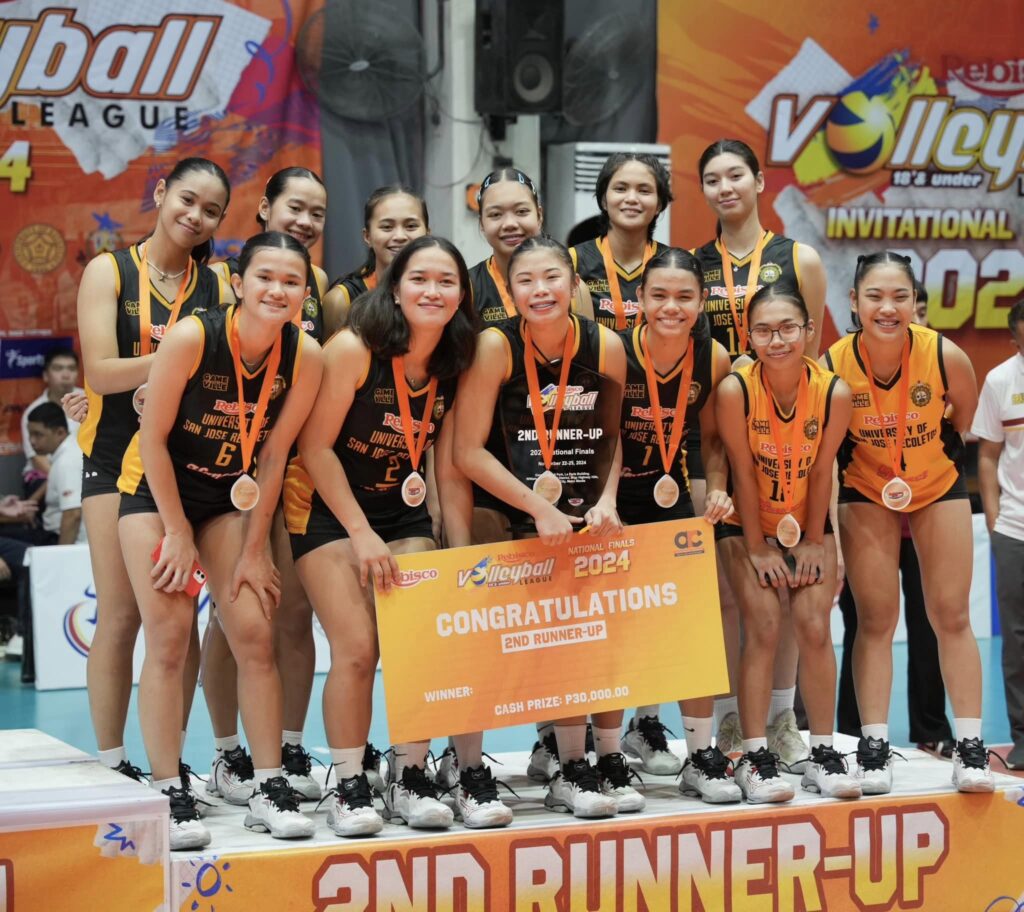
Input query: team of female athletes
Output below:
<box><xmin>73</xmin><ymin>141</ymin><xmax>994</xmax><ymax>851</ymax></box>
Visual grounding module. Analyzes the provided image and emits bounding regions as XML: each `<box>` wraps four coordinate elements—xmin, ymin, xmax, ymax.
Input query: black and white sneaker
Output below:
<box><xmin>363</xmin><ymin>742</ymin><xmax>386</xmax><ymax>793</ymax></box>
<box><xmin>456</xmin><ymin>765</ymin><xmax>513</xmax><ymax>828</ymax></box>
<box><xmin>323</xmin><ymin>773</ymin><xmax>383</xmax><ymax>837</ymax></box>
<box><xmin>852</xmin><ymin>737</ymin><xmax>894</xmax><ymax>795</ymax></box>
<box><xmin>383</xmin><ymin>765</ymin><xmax>453</xmax><ymax>828</ymax></box>
<box><xmin>680</xmin><ymin>746</ymin><xmax>742</xmax><ymax>803</ymax></box>
<box><xmin>735</xmin><ymin>747</ymin><xmax>794</xmax><ymax>803</ymax></box>
<box><xmin>283</xmin><ymin>742</ymin><xmax>322</xmax><ymax>800</ymax></box>
<box><xmin>621</xmin><ymin>715</ymin><xmax>683</xmax><ymax>775</ymax></box>
<box><xmin>179</xmin><ymin>761</ymin><xmax>210</xmax><ymax>817</ymax></box>
<box><xmin>527</xmin><ymin>731</ymin><xmax>560</xmax><ymax>782</ymax></box>
<box><xmin>801</xmin><ymin>744</ymin><xmax>862</xmax><ymax>799</ymax></box>
<box><xmin>163</xmin><ymin>785</ymin><xmax>210</xmax><ymax>850</ymax></box>
<box><xmin>113</xmin><ymin>759</ymin><xmax>147</xmax><ymax>783</ymax></box>
<box><xmin>596</xmin><ymin>752</ymin><xmax>645</xmax><ymax>812</ymax></box>
<box><xmin>206</xmin><ymin>746</ymin><xmax>255</xmax><ymax>805</ymax></box>
<box><xmin>951</xmin><ymin>738</ymin><xmax>995</xmax><ymax>793</ymax></box>
<box><xmin>544</xmin><ymin>758</ymin><xmax>618</xmax><ymax>818</ymax></box>
<box><xmin>244</xmin><ymin>776</ymin><xmax>316</xmax><ymax>838</ymax></box>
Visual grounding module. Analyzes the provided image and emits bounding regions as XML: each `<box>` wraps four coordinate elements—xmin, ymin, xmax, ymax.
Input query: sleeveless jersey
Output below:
<box><xmin>571</xmin><ymin>237</ymin><xmax>667</xmax><ymax>331</ymax></box>
<box><xmin>617</xmin><ymin>326</ymin><xmax>724</xmax><ymax>521</ymax></box>
<box><xmin>118</xmin><ymin>305</ymin><xmax>304</xmax><ymax>503</ymax></box>
<box><xmin>329</xmin><ymin>271</ymin><xmax>377</xmax><ymax>313</ymax></box>
<box><xmin>219</xmin><ymin>256</ymin><xmax>327</xmax><ymax>345</ymax></box>
<box><xmin>694</xmin><ymin>232</ymin><xmax>799</xmax><ymax>361</ymax></box>
<box><xmin>724</xmin><ymin>357</ymin><xmax>839</xmax><ymax>538</ymax></box>
<box><xmin>825</xmin><ymin>324</ymin><xmax>961</xmax><ymax>510</ymax></box>
<box><xmin>285</xmin><ymin>351</ymin><xmax>456</xmax><ymax>535</ymax></box>
<box><xmin>478</xmin><ymin>314</ymin><xmax>617</xmax><ymax>530</ymax></box>
<box><xmin>469</xmin><ymin>257</ymin><xmax>516</xmax><ymax>326</ymax></box>
<box><xmin>77</xmin><ymin>244</ymin><xmax>220</xmax><ymax>477</ymax></box>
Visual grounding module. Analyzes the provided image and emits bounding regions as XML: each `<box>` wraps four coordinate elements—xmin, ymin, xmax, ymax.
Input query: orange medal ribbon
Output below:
<box><xmin>640</xmin><ymin>328</ymin><xmax>693</xmax><ymax>475</ymax></box>
<box><xmin>229</xmin><ymin>307</ymin><xmax>282</xmax><ymax>475</ymax></box>
<box><xmin>486</xmin><ymin>256</ymin><xmax>517</xmax><ymax>318</ymax></box>
<box><xmin>720</xmin><ymin>231</ymin><xmax>768</xmax><ymax>354</ymax></box>
<box><xmin>391</xmin><ymin>356</ymin><xmax>438</xmax><ymax>473</ymax></box>
<box><xmin>600</xmin><ymin>236</ymin><xmax>656</xmax><ymax>330</ymax></box>
<box><xmin>523</xmin><ymin>319</ymin><xmax>576</xmax><ymax>472</ymax></box>
<box><xmin>761</xmin><ymin>361</ymin><xmax>811</xmax><ymax>519</ymax></box>
<box><xmin>858</xmin><ymin>332</ymin><xmax>912</xmax><ymax>483</ymax></box>
<box><xmin>365</xmin><ymin>272</ymin><xmax>378</xmax><ymax>291</ymax></box>
<box><xmin>138</xmin><ymin>244</ymin><xmax>194</xmax><ymax>356</ymax></box>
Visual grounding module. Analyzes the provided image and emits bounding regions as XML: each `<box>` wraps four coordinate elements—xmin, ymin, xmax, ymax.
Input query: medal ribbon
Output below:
<box><xmin>391</xmin><ymin>356</ymin><xmax>438</xmax><ymax>473</ymax></box>
<box><xmin>858</xmin><ymin>333</ymin><xmax>911</xmax><ymax>482</ymax></box>
<box><xmin>720</xmin><ymin>231</ymin><xmax>768</xmax><ymax>354</ymax></box>
<box><xmin>138</xmin><ymin>243</ymin><xmax>194</xmax><ymax>356</ymax></box>
<box><xmin>486</xmin><ymin>256</ymin><xmax>517</xmax><ymax>318</ymax></box>
<box><xmin>365</xmin><ymin>272</ymin><xmax>378</xmax><ymax>291</ymax></box>
<box><xmin>523</xmin><ymin>319</ymin><xmax>576</xmax><ymax>471</ymax></box>
<box><xmin>600</xmin><ymin>237</ymin><xmax>656</xmax><ymax>330</ymax></box>
<box><xmin>761</xmin><ymin>360</ymin><xmax>811</xmax><ymax>515</ymax></box>
<box><xmin>229</xmin><ymin>306</ymin><xmax>282</xmax><ymax>474</ymax></box>
<box><xmin>640</xmin><ymin>327</ymin><xmax>693</xmax><ymax>475</ymax></box>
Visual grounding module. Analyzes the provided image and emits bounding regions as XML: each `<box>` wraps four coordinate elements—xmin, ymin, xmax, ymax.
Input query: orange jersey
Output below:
<box><xmin>726</xmin><ymin>357</ymin><xmax>840</xmax><ymax>537</ymax></box>
<box><xmin>825</xmin><ymin>324</ymin><xmax>961</xmax><ymax>510</ymax></box>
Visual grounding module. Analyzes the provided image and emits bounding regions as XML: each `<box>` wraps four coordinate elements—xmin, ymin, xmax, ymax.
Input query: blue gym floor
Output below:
<box><xmin>1</xmin><ymin>639</ymin><xmax>1012</xmax><ymax>770</ymax></box>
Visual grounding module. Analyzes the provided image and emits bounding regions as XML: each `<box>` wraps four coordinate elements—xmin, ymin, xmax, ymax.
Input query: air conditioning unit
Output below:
<box><xmin>543</xmin><ymin>142</ymin><xmax>672</xmax><ymax>247</ymax></box>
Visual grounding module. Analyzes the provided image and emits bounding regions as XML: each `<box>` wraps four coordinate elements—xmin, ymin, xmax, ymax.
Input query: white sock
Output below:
<box><xmin>180</xmin><ymin>731</ymin><xmax>188</xmax><ymax>754</ymax></box>
<box><xmin>953</xmin><ymin>718</ymin><xmax>982</xmax><ymax>742</ymax></box>
<box><xmin>861</xmin><ymin>723</ymin><xmax>889</xmax><ymax>741</ymax></box>
<box><xmin>768</xmin><ymin>687</ymin><xmax>796</xmax><ymax>724</ymax></box>
<box><xmin>330</xmin><ymin>746</ymin><xmax>365</xmax><ymax>779</ymax></box>
<box><xmin>214</xmin><ymin>735</ymin><xmax>240</xmax><ymax>753</ymax></box>
<box><xmin>809</xmin><ymin>734</ymin><xmax>833</xmax><ymax>750</ymax></box>
<box><xmin>683</xmin><ymin>716</ymin><xmax>713</xmax><ymax>755</ymax></box>
<box><xmin>150</xmin><ymin>777</ymin><xmax>178</xmax><ymax>793</ymax></box>
<box><xmin>742</xmin><ymin>737</ymin><xmax>768</xmax><ymax>754</ymax></box>
<box><xmin>394</xmin><ymin>742</ymin><xmax>430</xmax><ymax>776</ymax></box>
<box><xmin>593</xmin><ymin>726</ymin><xmax>621</xmax><ymax>758</ymax></box>
<box><xmin>537</xmin><ymin>721</ymin><xmax>555</xmax><ymax>739</ymax></box>
<box><xmin>254</xmin><ymin>767</ymin><xmax>283</xmax><ymax>787</ymax></box>
<box><xmin>283</xmin><ymin>729</ymin><xmax>303</xmax><ymax>747</ymax></box>
<box><xmin>714</xmin><ymin>696</ymin><xmax>739</xmax><ymax>730</ymax></box>
<box><xmin>97</xmin><ymin>746</ymin><xmax>126</xmax><ymax>769</ymax></box>
<box><xmin>554</xmin><ymin>724</ymin><xmax>587</xmax><ymax>763</ymax></box>
<box><xmin>636</xmin><ymin>705</ymin><xmax>660</xmax><ymax>721</ymax></box>
<box><xmin>453</xmin><ymin>732</ymin><xmax>483</xmax><ymax>769</ymax></box>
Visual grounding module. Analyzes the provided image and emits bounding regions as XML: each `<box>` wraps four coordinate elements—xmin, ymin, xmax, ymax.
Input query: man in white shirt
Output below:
<box><xmin>972</xmin><ymin>299</ymin><xmax>1024</xmax><ymax>770</ymax></box>
<box><xmin>21</xmin><ymin>347</ymin><xmax>83</xmax><ymax>488</ymax></box>
<box><xmin>25</xmin><ymin>402</ymin><xmax>87</xmax><ymax>545</ymax></box>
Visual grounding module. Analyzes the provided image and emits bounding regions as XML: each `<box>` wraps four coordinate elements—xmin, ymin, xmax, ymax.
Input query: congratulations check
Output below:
<box><xmin>376</xmin><ymin>519</ymin><xmax>727</xmax><ymax>744</ymax></box>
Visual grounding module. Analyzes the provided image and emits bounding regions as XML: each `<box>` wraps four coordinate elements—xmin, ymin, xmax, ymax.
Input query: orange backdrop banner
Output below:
<box><xmin>376</xmin><ymin>519</ymin><xmax>728</xmax><ymax>745</ymax></box>
<box><xmin>0</xmin><ymin>0</ymin><xmax>323</xmax><ymax>454</ymax></box>
<box><xmin>657</xmin><ymin>0</ymin><xmax>1023</xmax><ymax>382</ymax></box>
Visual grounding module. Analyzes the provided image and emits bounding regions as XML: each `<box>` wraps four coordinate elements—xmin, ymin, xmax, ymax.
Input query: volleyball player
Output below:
<box><xmin>117</xmin><ymin>231</ymin><xmax>324</xmax><ymax>848</ymax></box>
<box><xmin>824</xmin><ymin>251</ymin><xmax>994</xmax><ymax>794</ymax></box>
<box><xmin>455</xmin><ymin>236</ymin><xmax>634</xmax><ymax>819</ymax></box>
<box><xmin>77</xmin><ymin>157</ymin><xmax>228</xmax><ymax>785</ymax></box>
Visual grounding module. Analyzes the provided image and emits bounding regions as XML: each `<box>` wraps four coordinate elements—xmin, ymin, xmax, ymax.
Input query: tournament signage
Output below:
<box><xmin>376</xmin><ymin>519</ymin><xmax>727</xmax><ymax>744</ymax></box>
<box><xmin>0</xmin><ymin>1</ymin><xmax>323</xmax><ymax>454</ymax></box>
<box><xmin>659</xmin><ymin>0</ymin><xmax>1023</xmax><ymax>382</ymax></box>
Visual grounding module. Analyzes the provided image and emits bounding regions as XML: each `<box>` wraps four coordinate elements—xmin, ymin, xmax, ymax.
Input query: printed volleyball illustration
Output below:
<box><xmin>825</xmin><ymin>90</ymin><xmax>897</xmax><ymax>174</ymax></box>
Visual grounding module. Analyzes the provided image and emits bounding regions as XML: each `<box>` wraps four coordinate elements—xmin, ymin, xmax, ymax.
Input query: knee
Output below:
<box><xmin>856</xmin><ymin>610</ymin><xmax>898</xmax><ymax>640</ymax></box>
<box><xmin>331</xmin><ymin>638</ymin><xmax>378</xmax><ymax>682</ymax></box>
<box><xmin>743</xmin><ymin>612</ymin><xmax>780</xmax><ymax>651</ymax></box>
<box><xmin>928</xmin><ymin>604</ymin><xmax>971</xmax><ymax>639</ymax></box>
<box><xmin>274</xmin><ymin>601</ymin><xmax>314</xmax><ymax>642</ymax></box>
<box><xmin>229</xmin><ymin>623</ymin><xmax>277</xmax><ymax>673</ymax></box>
<box><xmin>143</xmin><ymin>625</ymin><xmax>191</xmax><ymax>673</ymax></box>
<box><xmin>796</xmin><ymin>617</ymin><xmax>832</xmax><ymax>652</ymax></box>
<box><xmin>97</xmin><ymin>602</ymin><xmax>142</xmax><ymax>643</ymax></box>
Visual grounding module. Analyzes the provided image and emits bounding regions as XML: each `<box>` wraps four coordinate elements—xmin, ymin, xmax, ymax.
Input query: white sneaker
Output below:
<box><xmin>621</xmin><ymin>715</ymin><xmax>683</xmax><ymax>776</ymax></box>
<box><xmin>527</xmin><ymin>731</ymin><xmax>560</xmax><ymax>782</ymax></box>
<box><xmin>597</xmin><ymin>752</ymin><xmax>645</xmax><ymax>812</ymax></box>
<box><xmin>363</xmin><ymin>742</ymin><xmax>386</xmax><ymax>794</ymax></box>
<box><xmin>163</xmin><ymin>785</ymin><xmax>211</xmax><ymax>850</ymax></box>
<box><xmin>767</xmin><ymin>709</ymin><xmax>807</xmax><ymax>766</ymax></box>
<box><xmin>715</xmin><ymin>711</ymin><xmax>743</xmax><ymax>758</ymax></box>
<box><xmin>282</xmin><ymin>742</ymin><xmax>322</xmax><ymax>800</ymax></box>
<box><xmin>383</xmin><ymin>765</ymin><xmax>454</xmax><ymax>829</ymax></box>
<box><xmin>852</xmin><ymin>737</ymin><xmax>894</xmax><ymax>795</ymax></box>
<box><xmin>544</xmin><ymin>759</ymin><xmax>618</xmax><ymax>818</ymax></box>
<box><xmin>680</xmin><ymin>746</ymin><xmax>742</xmax><ymax>803</ymax></box>
<box><xmin>244</xmin><ymin>777</ymin><xmax>316</xmax><ymax>839</ymax></box>
<box><xmin>324</xmin><ymin>773</ymin><xmax>384</xmax><ymax>837</ymax></box>
<box><xmin>179</xmin><ymin>762</ymin><xmax>210</xmax><ymax>818</ymax></box>
<box><xmin>951</xmin><ymin>738</ymin><xmax>995</xmax><ymax>793</ymax></box>
<box><xmin>206</xmin><ymin>746</ymin><xmax>255</xmax><ymax>806</ymax></box>
<box><xmin>456</xmin><ymin>765</ymin><xmax>513</xmax><ymax>828</ymax></box>
<box><xmin>735</xmin><ymin>748</ymin><xmax>795</xmax><ymax>803</ymax></box>
<box><xmin>801</xmin><ymin>745</ymin><xmax>862</xmax><ymax>799</ymax></box>
<box><xmin>435</xmin><ymin>746</ymin><xmax>460</xmax><ymax>791</ymax></box>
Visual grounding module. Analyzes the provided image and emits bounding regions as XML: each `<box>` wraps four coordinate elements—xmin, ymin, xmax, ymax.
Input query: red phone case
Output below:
<box><xmin>151</xmin><ymin>539</ymin><xmax>207</xmax><ymax>597</ymax></box>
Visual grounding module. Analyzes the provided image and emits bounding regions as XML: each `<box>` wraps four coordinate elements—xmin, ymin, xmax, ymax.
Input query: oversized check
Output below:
<box><xmin>376</xmin><ymin>518</ymin><xmax>727</xmax><ymax>744</ymax></box>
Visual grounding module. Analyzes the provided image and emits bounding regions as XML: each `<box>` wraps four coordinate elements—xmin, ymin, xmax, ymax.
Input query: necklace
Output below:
<box><xmin>146</xmin><ymin>258</ymin><xmax>187</xmax><ymax>282</ymax></box>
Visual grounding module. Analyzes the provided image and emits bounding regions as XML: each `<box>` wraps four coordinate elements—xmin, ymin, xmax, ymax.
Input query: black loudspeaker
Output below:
<box><xmin>475</xmin><ymin>0</ymin><xmax>564</xmax><ymax>115</ymax></box>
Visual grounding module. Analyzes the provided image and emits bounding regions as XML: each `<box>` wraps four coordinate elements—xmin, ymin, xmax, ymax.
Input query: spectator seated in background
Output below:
<box><xmin>21</xmin><ymin>347</ymin><xmax>83</xmax><ymax>500</ymax></box>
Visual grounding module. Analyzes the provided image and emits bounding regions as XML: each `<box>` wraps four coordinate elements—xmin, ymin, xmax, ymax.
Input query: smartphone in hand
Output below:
<box><xmin>151</xmin><ymin>539</ymin><xmax>207</xmax><ymax>597</ymax></box>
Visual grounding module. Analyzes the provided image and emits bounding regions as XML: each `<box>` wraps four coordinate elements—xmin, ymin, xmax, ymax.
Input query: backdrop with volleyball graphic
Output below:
<box><xmin>658</xmin><ymin>0</ymin><xmax>1023</xmax><ymax>381</ymax></box>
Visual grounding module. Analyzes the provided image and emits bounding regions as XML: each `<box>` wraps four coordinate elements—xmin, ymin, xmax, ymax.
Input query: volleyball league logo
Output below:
<box><xmin>63</xmin><ymin>586</ymin><xmax>98</xmax><ymax>657</ymax></box>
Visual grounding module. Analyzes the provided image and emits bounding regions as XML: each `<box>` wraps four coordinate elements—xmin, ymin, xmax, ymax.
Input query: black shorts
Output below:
<box><xmin>684</xmin><ymin>426</ymin><xmax>704</xmax><ymax>481</ymax></box>
<box><xmin>290</xmin><ymin>505</ymin><xmax>434</xmax><ymax>562</ymax></box>
<box><xmin>838</xmin><ymin>471</ymin><xmax>968</xmax><ymax>511</ymax></box>
<box><xmin>618</xmin><ymin>492</ymin><xmax>696</xmax><ymax>526</ymax></box>
<box><xmin>82</xmin><ymin>454</ymin><xmax>120</xmax><ymax>499</ymax></box>
<box><xmin>715</xmin><ymin>514</ymin><xmax>835</xmax><ymax>543</ymax></box>
<box><xmin>118</xmin><ymin>481</ymin><xmax>235</xmax><ymax>529</ymax></box>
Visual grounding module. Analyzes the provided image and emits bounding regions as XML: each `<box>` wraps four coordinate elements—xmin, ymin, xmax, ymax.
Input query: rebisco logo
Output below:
<box><xmin>0</xmin><ymin>9</ymin><xmax>222</xmax><ymax>109</ymax></box>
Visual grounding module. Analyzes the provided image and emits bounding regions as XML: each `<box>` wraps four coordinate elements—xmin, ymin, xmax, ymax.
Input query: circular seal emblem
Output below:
<box><xmin>910</xmin><ymin>381</ymin><xmax>931</xmax><ymax>407</ymax></box>
<box><xmin>759</xmin><ymin>262</ymin><xmax>782</xmax><ymax>284</ymax></box>
<box><xmin>803</xmin><ymin>416</ymin><xmax>820</xmax><ymax>440</ymax></box>
<box><xmin>687</xmin><ymin>381</ymin><xmax>702</xmax><ymax>405</ymax></box>
<box><xmin>270</xmin><ymin>374</ymin><xmax>287</xmax><ymax>400</ymax></box>
<box><xmin>303</xmin><ymin>295</ymin><xmax>317</xmax><ymax>317</ymax></box>
<box><xmin>433</xmin><ymin>398</ymin><xmax>445</xmax><ymax>420</ymax></box>
<box><xmin>14</xmin><ymin>224</ymin><xmax>65</xmax><ymax>274</ymax></box>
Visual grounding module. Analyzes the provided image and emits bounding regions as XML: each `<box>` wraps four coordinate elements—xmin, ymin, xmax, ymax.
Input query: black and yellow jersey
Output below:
<box><xmin>617</xmin><ymin>325</ymin><xmax>725</xmax><ymax>522</ymax></box>
<box><xmin>693</xmin><ymin>231</ymin><xmax>799</xmax><ymax>361</ymax></box>
<box><xmin>825</xmin><ymin>324</ymin><xmax>962</xmax><ymax>510</ymax></box>
<box><xmin>469</xmin><ymin>257</ymin><xmax>516</xmax><ymax>326</ymax></box>
<box><xmin>77</xmin><ymin>244</ymin><xmax>220</xmax><ymax>478</ymax></box>
<box><xmin>117</xmin><ymin>305</ymin><xmax>304</xmax><ymax>503</ymax></box>
<box><xmin>328</xmin><ymin>270</ymin><xmax>378</xmax><ymax>314</ymax></box>
<box><xmin>570</xmin><ymin>236</ymin><xmax>667</xmax><ymax>331</ymax></box>
<box><xmin>284</xmin><ymin>350</ymin><xmax>456</xmax><ymax>535</ymax></box>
